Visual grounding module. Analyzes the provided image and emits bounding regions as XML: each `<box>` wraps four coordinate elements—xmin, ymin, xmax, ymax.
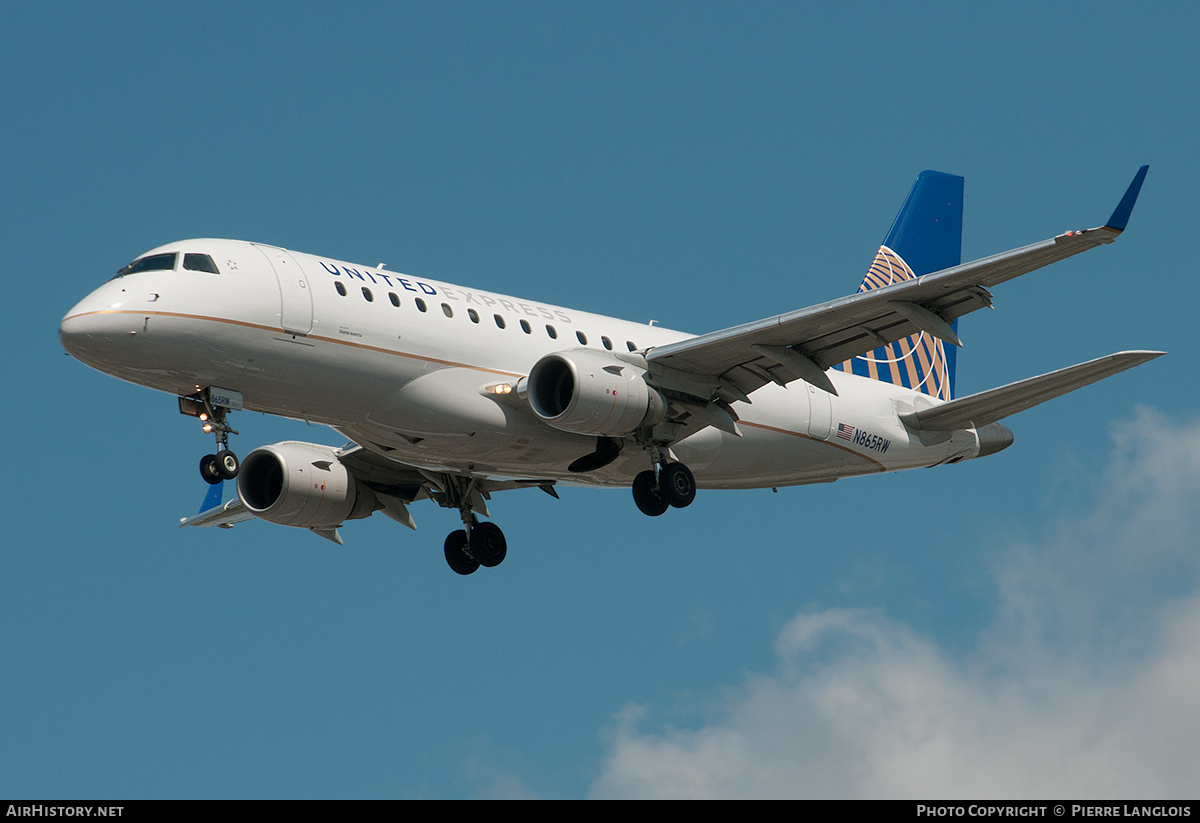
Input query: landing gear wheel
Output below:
<box><xmin>632</xmin><ymin>470</ymin><xmax>669</xmax><ymax>517</ymax></box>
<box><xmin>444</xmin><ymin>530</ymin><xmax>479</xmax><ymax>575</ymax></box>
<box><xmin>661</xmin><ymin>462</ymin><xmax>696</xmax><ymax>508</ymax></box>
<box><xmin>199</xmin><ymin>454</ymin><xmax>223</xmax><ymax>485</ymax></box>
<box><xmin>216</xmin><ymin>449</ymin><xmax>239</xmax><ymax>480</ymax></box>
<box><xmin>472</xmin><ymin>522</ymin><xmax>508</xmax><ymax>568</ymax></box>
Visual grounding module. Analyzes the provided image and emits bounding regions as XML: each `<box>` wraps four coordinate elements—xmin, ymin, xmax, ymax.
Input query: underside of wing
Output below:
<box><xmin>179</xmin><ymin>495</ymin><xmax>254</xmax><ymax>529</ymax></box>
<box><xmin>646</xmin><ymin>166</ymin><xmax>1149</xmax><ymax>406</ymax></box>
<box><xmin>181</xmin><ymin>441</ymin><xmax>560</xmax><ymax>540</ymax></box>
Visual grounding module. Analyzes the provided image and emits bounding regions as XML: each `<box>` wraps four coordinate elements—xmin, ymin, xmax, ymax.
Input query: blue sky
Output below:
<box><xmin>3</xmin><ymin>2</ymin><xmax>1198</xmax><ymax>798</ymax></box>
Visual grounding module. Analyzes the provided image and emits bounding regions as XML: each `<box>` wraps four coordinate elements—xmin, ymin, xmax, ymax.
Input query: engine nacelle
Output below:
<box><xmin>236</xmin><ymin>442</ymin><xmax>376</xmax><ymax>529</ymax></box>
<box><xmin>526</xmin><ymin>349</ymin><xmax>668</xmax><ymax>436</ymax></box>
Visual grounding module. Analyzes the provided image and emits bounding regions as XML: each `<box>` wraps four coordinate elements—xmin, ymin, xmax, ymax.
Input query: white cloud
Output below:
<box><xmin>591</xmin><ymin>409</ymin><xmax>1200</xmax><ymax>798</ymax></box>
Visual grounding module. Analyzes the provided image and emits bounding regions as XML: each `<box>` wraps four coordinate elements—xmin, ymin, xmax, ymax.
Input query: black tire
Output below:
<box><xmin>472</xmin><ymin>521</ymin><xmax>508</xmax><ymax>568</ymax></box>
<box><xmin>661</xmin><ymin>462</ymin><xmax>696</xmax><ymax>508</ymax></box>
<box><xmin>632</xmin><ymin>469</ymin><xmax>669</xmax><ymax>516</ymax></box>
<box><xmin>444</xmin><ymin>529</ymin><xmax>479</xmax><ymax>575</ymax></box>
<box><xmin>199</xmin><ymin>454</ymin><xmax>223</xmax><ymax>485</ymax></box>
<box><xmin>216</xmin><ymin>449</ymin><xmax>240</xmax><ymax>480</ymax></box>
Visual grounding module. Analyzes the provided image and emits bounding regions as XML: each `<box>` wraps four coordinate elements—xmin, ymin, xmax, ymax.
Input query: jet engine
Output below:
<box><xmin>236</xmin><ymin>442</ymin><xmax>376</xmax><ymax>529</ymax></box>
<box><xmin>526</xmin><ymin>349</ymin><xmax>668</xmax><ymax>436</ymax></box>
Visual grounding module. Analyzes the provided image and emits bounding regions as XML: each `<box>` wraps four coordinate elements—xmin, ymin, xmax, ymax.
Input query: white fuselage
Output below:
<box><xmin>60</xmin><ymin>239</ymin><xmax>982</xmax><ymax>490</ymax></box>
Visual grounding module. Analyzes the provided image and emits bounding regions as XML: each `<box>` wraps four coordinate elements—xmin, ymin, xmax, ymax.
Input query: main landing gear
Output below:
<box><xmin>180</xmin><ymin>390</ymin><xmax>240</xmax><ymax>485</ymax></box>
<box><xmin>431</xmin><ymin>474</ymin><xmax>508</xmax><ymax>575</ymax></box>
<box><xmin>444</xmin><ymin>518</ymin><xmax>508</xmax><ymax>576</ymax></box>
<box><xmin>631</xmin><ymin>459</ymin><xmax>696</xmax><ymax>517</ymax></box>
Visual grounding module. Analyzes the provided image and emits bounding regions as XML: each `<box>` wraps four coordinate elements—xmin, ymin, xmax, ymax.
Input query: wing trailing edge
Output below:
<box><xmin>899</xmin><ymin>350</ymin><xmax>1165</xmax><ymax>432</ymax></box>
<box><xmin>646</xmin><ymin>166</ymin><xmax>1151</xmax><ymax>406</ymax></box>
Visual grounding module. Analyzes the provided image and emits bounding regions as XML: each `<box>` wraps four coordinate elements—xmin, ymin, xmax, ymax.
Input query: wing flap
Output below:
<box><xmin>647</xmin><ymin>167</ymin><xmax>1148</xmax><ymax>396</ymax></box>
<box><xmin>649</xmin><ymin>227</ymin><xmax>1119</xmax><ymax>387</ymax></box>
<box><xmin>900</xmin><ymin>350</ymin><xmax>1165</xmax><ymax>432</ymax></box>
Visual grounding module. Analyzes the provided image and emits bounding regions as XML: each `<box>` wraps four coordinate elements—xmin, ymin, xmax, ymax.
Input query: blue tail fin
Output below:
<box><xmin>832</xmin><ymin>170</ymin><xmax>964</xmax><ymax>400</ymax></box>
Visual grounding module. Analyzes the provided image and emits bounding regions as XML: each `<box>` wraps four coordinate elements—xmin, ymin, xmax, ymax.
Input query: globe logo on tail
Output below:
<box><xmin>831</xmin><ymin>245</ymin><xmax>953</xmax><ymax>402</ymax></box>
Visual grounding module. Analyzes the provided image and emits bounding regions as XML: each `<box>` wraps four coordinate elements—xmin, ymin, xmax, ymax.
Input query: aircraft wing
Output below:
<box><xmin>179</xmin><ymin>496</ymin><xmax>254</xmax><ymax>529</ymax></box>
<box><xmin>180</xmin><ymin>442</ymin><xmax>559</xmax><ymax>538</ymax></box>
<box><xmin>336</xmin><ymin>444</ymin><xmax>560</xmax><ymax>501</ymax></box>
<box><xmin>646</xmin><ymin>166</ymin><xmax>1149</xmax><ymax>401</ymax></box>
<box><xmin>899</xmin><ymin>350</ymin><xmax>1165</xmax><ymax>431</ymax></box>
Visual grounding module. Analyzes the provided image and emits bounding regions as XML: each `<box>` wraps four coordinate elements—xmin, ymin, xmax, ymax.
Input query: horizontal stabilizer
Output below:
<box><xmin>900</xmin><ymin>350</ymin><xmax>1164</xmax><ymax>432</ymax></box>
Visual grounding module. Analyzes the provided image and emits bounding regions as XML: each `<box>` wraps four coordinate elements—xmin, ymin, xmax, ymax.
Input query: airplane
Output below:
<box><xmin>60</xmin><ymin>166</ymin><xmax>1162</xmax><ymax>575</ymax></box>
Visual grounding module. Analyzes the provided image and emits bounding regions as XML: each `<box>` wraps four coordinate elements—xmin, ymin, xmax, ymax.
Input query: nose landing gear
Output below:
<box><xmin>199</xmin><ymin>449</ymin><xmax>239</xmax><ymax>485</ymax></box>
<box><xmin>180</xmin><ymin>389</ymin><xmax>241</xmax><ymax>485</ymax></box>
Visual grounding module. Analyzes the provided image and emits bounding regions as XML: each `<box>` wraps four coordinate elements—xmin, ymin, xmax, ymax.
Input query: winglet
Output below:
<box><xmin>200</xmin><ymin>480</ymin><xmax>223</xmax><ymax>513</ymax></box>
<box><xmin>1104</xmin><ymin>165</ymin><xmax>1149</xmax><ymax>233</ymax></box>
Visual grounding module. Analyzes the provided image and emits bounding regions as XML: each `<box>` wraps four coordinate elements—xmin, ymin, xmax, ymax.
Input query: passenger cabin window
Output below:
<box><xmin>362</xmin><ymin>287</ymin><xmax>374</xmax><ymax>302</ymax></box>
<box><xmin>416</xmin><ymin>298</ymin><xmax>427</xmax><ymax>312</ymax></box>
<box><xmin>626</xmin><ymin>340</ymin><xmax>637</xmax><ymax>352</ymax></box>
<box><xmin>183</xmin><ymin>253</ymin><xmax>220</xmax><ymax>274</ymax></box>
<box><xmin>520</xmin><ymin>320</ymin><xmax>531</xmax><ymax>334</ymax></box>
<box><xmin>442</xmin><ymin>303</ymin><xmax>453</xmax><ymax>318</ymax></box>
<box><xmin>468</xmin><ymin>309</ymin><xmax>480</xmax><ymax>323</ymax></box>
<box><xmin>576</xmin><ymin>331</ymin><xmax>587</xmax><ymax>345</ymax></box>
<box><xmin>546</xmin><ymin>325</ymin><xmax>557</xmax><ymax>339</ymax></box>
<box><xmin>494</xmin><ymin>314</ymin><xmax>506</xmax><ymax>329</ymax></box>
<box><xmin>115</xmin><ymin>252</ymin><xmax>177</xmax><ymax>277</ymax></box>
<box><xmin>335</xmin><ymin>282</ymin><xmax>347</xmax><ymax>296</ymax></box>
<box><xmin>389</xmin><ymin>292</ymin><xmax>400</xmax><ymax>307</ymax></box>
<box><xmin>601</xmin><ymin>336</ymin><xmax>613</xmax><ymax>350</ymax></box>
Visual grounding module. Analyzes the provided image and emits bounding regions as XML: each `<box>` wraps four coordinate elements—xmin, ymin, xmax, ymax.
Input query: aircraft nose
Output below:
<box><xmin>59</xmin><ymin>285</ymin><xmax>142</xmax><ymax>367</ymax></box>
<box><xmin>59</xmin><ymin>304</ymin><xmax>101</xmax><ymax>360</ymax></box>
<box><xmin>60</xmin><ymin>301</ymin><xmax>110</xmax><ymax>365</ymax></box>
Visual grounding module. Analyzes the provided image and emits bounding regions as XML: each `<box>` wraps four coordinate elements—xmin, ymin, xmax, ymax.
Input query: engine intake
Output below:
<box><xmin>237</xmin><ymin>442</ymin><xmax>375</xmax><ymax>529</ymax></box>
<box><xmin>527</xmin><ymin>349</ymin><xmax>668</xmax><ymax>436</ymax></box>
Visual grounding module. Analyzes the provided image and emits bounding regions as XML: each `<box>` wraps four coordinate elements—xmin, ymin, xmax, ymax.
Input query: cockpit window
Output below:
<box><xmin>115</xmin><ymin>252</ymin><xmax>177</xmax><ymax>277</ymax></box>
<box><xmin>183</xmin><ymin>253</ymin><xmax>220</xmax><ymax>274</ymax></box>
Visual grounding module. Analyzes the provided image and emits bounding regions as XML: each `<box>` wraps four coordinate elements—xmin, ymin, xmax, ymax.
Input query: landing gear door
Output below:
<box><xmin>254</xmin><ymin>245</ymin><xmax>313</xmax><ymax>335</ymax></box>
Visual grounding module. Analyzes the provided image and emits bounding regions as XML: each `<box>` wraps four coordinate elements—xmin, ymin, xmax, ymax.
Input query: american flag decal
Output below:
<box><xmin>836</xmin><ymin>423</ymin><xmax>855</xmax><ymax>441</ymax></box>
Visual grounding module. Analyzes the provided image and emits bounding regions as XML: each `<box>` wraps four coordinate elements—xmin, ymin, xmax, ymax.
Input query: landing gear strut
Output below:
<box><xmin>181</xmin><ymin>390</ymin><xmax>240</xmax><ymax>485</ymax></box>
<box><xmin>431</xmin><ymin>474</ymin><xmax>508</xmax><ymax>575</ymax></box>
<box><xmin>631</xmin><ymin>454</ymin><xmax>696</xmax><ymax>516</ymax></box>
